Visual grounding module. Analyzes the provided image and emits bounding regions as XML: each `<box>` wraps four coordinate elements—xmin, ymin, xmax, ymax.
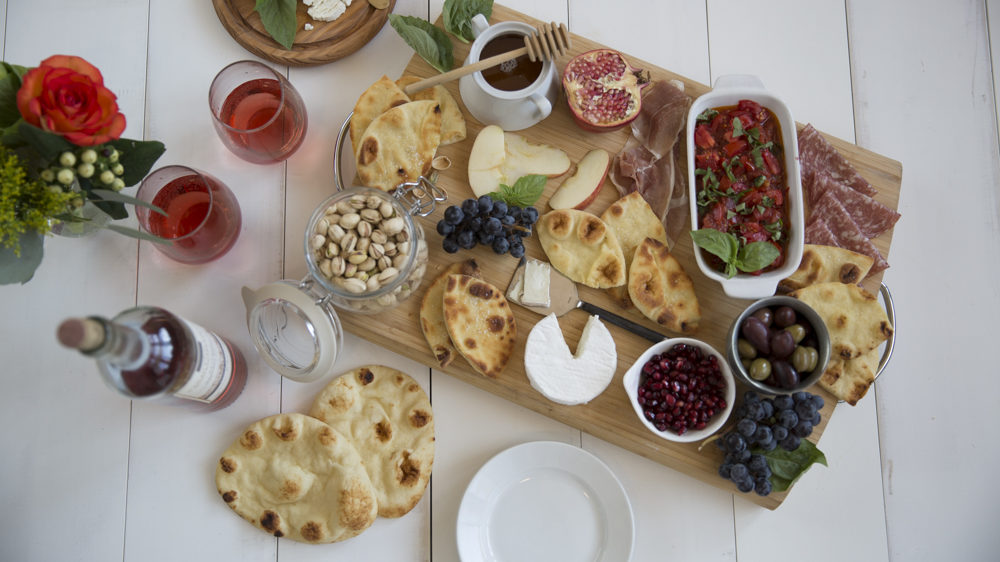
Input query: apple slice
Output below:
<box><xmin>501</xmin><ymin>133</ymin><xmax>572</xmax><ymax>181</ymax></box>
<box><xmin>468</xmin><ymin>125</ymin><xmax>507</xmax><ymax>197</ymax></box>
<box><xmin>548</xmin><ymin>149</ymin><xmax>611</xmax><ymax>210</ymax></box>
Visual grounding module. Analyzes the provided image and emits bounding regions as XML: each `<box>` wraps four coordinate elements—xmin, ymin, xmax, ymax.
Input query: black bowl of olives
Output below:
<box><xmin>726</xmin><ymin>296</ymin><xmax>831</xmax><ymax>395</ymax></box>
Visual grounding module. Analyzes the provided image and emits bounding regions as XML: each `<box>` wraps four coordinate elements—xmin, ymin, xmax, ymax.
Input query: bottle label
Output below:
<box><xmin>173</xmin><ymin>319</ymin><xmax>235</xmax><ymax>403</ymax></box>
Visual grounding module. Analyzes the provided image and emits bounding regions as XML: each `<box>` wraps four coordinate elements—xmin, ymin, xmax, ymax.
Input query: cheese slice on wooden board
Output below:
<box><xmin>524</xmin><ymin>313</ymin><xmax>617</xmax><ymax>405</ymax></box>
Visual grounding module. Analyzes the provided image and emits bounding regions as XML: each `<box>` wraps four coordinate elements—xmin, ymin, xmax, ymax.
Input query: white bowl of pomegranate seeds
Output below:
<box><xmin>622</xmin><ymin>338</ymin><xmax>735</xmax><ymax>443</ymax></box>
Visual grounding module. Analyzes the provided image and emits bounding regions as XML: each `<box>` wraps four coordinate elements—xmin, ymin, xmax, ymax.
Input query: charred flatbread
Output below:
<box><xmin>627</xmin><ymin>237</ymin><xmax>700</xmax><ymax>333</ymax></box>
<box><xmin>395</xmin><ymin>75</ymin><xmax>466</xmax><ymax>145</ymax></box>
<box><xmin>790</xmin><ymin>282</ymin><xmax>893</xmax><ymax>360</ymax></box>
<box><xmin>536</xmin><ymin>209</ymin><xmax>626</xmax><ymax>289</ymax></box>
<box><xmin>356</xmin><ymin>100</ymin><xmax>442</xmax><ymax>192</ymax></box>
<box><xmin>442</xmin><ymin>274</ymin><xmax>516</xmax><ymax>378</ymax></box>
<box><xmin>780</xmin><ymin>244</ymin><xmax>875</xmax><ymax>291</ymax></box>
<box><xmin>350</xmin><ymin>75</ymin><xmax>411</xmax><ymax>154</ymax></box>
<box><xmin>215</xmin><ymin>413</ymin><xmax>377</xmax><ymax>543</ymax></box>
<box><xmin>308</xmin><ymin>365</ymin><xmax>435</xmax><ymax>518</ymax></box>
<box><xmin>601</xmin><ymin>191</ymin><xmax>668</xmax><ymax>307</ymax></box>
<box><xmin>820</xmin><ymin>348</ymin><xmax>878</xmax><ymax>406</ymax></box>
<box><xmin>419</xmin><ymin>259</ymin><xmax>482</xmax><ymax>368</ymax></box>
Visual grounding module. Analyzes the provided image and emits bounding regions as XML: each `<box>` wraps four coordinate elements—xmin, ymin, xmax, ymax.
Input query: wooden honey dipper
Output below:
<box><xmin>402</xmin><ymin>22</ymin><xmax>572</xmax><ymax>96</ymax></box>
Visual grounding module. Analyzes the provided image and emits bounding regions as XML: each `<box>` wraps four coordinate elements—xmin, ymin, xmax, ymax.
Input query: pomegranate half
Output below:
<box><xmin>562</xmin><ymin>49</ymin><xmax>650</xmax><ymax>132</ymax></box>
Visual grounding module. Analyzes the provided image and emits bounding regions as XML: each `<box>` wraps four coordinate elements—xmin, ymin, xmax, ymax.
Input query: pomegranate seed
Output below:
<box><xmin>636</xmin><ymin>343</ymin><xmax>728</xmax><ymax>436</ymax></box>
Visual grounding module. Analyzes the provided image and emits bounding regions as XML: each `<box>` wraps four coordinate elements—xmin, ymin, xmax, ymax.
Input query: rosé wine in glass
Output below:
<box><xmin>209</xmin><ymin>61</ymin><xmax>307</xmax><ymax>164</ymax></box>
<box><xmin>136</xmin><ymin>166</ymin><xmax>241</xmax><ymax>264</ymax></box>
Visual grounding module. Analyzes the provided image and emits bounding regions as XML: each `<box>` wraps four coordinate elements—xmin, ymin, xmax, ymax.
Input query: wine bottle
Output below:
<box><xmin>57</xmin><ymin>306</ymin><xmax>247</xmax><ymax>410</ymax></box>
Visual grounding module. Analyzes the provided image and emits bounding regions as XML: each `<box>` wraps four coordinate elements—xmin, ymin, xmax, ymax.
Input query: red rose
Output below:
<box><xmin>16</xmin><ymin>55</ymin><xmax>126</xmax><ymax>146</ymax></box>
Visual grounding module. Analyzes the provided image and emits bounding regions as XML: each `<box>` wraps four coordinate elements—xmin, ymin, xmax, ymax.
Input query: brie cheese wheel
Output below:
<box><xmin>524</xmin><ymin>313</ymin><xmax>617</xmax><ymax>405</ymax></box>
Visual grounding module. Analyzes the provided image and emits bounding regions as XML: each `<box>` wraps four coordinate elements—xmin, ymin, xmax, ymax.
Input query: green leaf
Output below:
<box><xmin>735</xmin><ymin>240</ymin><xmax>780</xmax><ymax>273</ymax></box>
<box><xmin>389</xmin><ymin>14</ymin><xmax>454</xmax><ymax>73</ymax></box>
<box><xmin>90</xmin><ymin>188</ymin><xmax>166</xmax><ymax>216</ymax></box>
<box><xmin>105</xmin><ymin>224</ymin><xmax>172</xmax><ymax>245</ymax></box>
<box><xmin>760</xmin><ymin>439</ymin><xmax>828</xmax><ymax>492</ymax></box>
<box><xmin>18</xmin><ymin>122</ymin><xmax>73</xmax><ymax>161</ymax></box>
<box><xmin>254</xmin><ymin>0</ymin><xmax>297</xmax><ymax>50</ymax></box>
<box><xmin>442</xmin><ymin>0</ymin><xmax>493</xmax><ymax>43</ymax></box>
<box><xmin>0</xmin><ymin>231</ymin><xmax>43</xmax><ymax>285</ymax></box>
<box><xmin>109</xmin><ymin>138</ymin><xmax>166</xmax><ymax>187</ymax></box>
<box><xmin>696</xmin><ymin>108</ymin><xmax>718</xmax><ymax>122</ymax></box>
<box><xmin>0</xmin><ymin>63</ymin><xmax>28</xmax><ymax>128</ymax></box>
<box><xmin>489</xmin><ymin>174</ymin><xmax>546</xmax><ymax>207</ymax></box>
<box><xmin>731</xmin><ymin>117</ymin><xmax>745</xmax><ymax>138</ymax></box>
<box><xmin>691</xmin><ymin>228</ymin><xmax>738</xmax><ymax>263</ymax></box>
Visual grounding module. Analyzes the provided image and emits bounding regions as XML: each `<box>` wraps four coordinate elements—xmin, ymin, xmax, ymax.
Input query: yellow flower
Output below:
<box><xmin>0</xmin><ymin>146</ymin><xmax>74</xmax><ymax>255</ymax></box>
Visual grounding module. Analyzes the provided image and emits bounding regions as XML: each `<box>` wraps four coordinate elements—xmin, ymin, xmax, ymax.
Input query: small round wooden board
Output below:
<box><xmin>213</xmin><ymin>0</ymin><xmax>396</xmax><ymax>67</ymax></box>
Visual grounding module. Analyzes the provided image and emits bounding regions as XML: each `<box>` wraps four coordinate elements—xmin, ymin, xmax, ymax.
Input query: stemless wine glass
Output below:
<box><xmin>208</xmin><ymin>60</ymin><xmax>308</xmax><ymax>164</ymax></box>
<box><xmin>135</xmin><ymin>165</ymin><xmax>242</xmax><ymax>264</ymax></box>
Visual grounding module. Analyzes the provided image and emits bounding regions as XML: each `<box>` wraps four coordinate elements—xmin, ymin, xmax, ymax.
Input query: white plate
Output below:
<box><xmin>456</xmin><ymin>441</ymin><xmax>634</xmax><ymax>562</ymax></box>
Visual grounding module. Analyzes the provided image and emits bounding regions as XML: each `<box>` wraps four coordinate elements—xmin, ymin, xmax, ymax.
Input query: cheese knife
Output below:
<box><xmin>506</xmin><ymin>258</ymin><xmax>666</xmax><ymax>343</ymax></box>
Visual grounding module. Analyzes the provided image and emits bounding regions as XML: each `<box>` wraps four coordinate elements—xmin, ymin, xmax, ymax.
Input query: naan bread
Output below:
<box><xmin>308</xmin><ymin>365</ymin><xmax>435</xmax><ymax>518</ymax></box>
<box><xmin>419</xmin><ymin>259</ymin><xmax>482</xmax><ymax>367</ymax></box>
<box><xmin>215</xmin><ymin>413</ymin><xmax>377</xmax><ymax>544</ymax></box>
<box><xmin>356</xmin><ymin>100</ymin><xmax>442</xmax><ymax>192</ymax></box>
<box><xmin>790</xmin><ymin>282</ymin><xmax>893</xmax><ymax>360</ymax></box>
<box><xmin>442</xmin><ymin>274</ymin><xmax>516</xmax><ymax>378</ymax></box>
<box><xmin>395</xmin><ymin>75</ymin><xmax>467</xmax><ymax>145</ymax></box>
<box><xmin>601</xmin><ymin>191</ymin><xmax>668</xmax><ymax>307</ymax></box>
<box><xmin>536</xmin><ymin>209</ymin><xmax>626</xmax><ymax>289</ymax></box>
<box><xmin>627</xmin><ymin>237</ymin><xmax>700</xmax><ymax>334</ymax></box>
<box><xmin>779</xmin><ymin>244</ymin><xmax>875</xmax><ymax>291</ymax></box>
<box><xmin>350</xmin><ymin>75</ymin><xmax>411</xmax><ymax>154</ymax></box>
<box><xmin>820</xmin><ymin>348</ymin><xmax>878</xmax><ymax>406</ymax></box>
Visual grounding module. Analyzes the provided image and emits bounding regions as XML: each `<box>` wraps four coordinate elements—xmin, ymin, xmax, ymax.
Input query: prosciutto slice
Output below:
<box><xmin>610</xmin><ymin>80</ymin><xmax>692</xmax><ymax>247</ymax></box>
<box><xmin>798</xmin><ymin>124</ymin><xmax>878</xmax><ymax>197</ymax></box>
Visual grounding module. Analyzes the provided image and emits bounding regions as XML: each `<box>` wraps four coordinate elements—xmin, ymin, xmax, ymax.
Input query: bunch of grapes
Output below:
<box><xmin>437</xmin><ymin>196</ymin><xmax>539</xmax><ymax>257</ymax></box>
<box><xmin>715</xmin><ymin>390</ymin><xmax>825</xmax><ymax>496</ymax></box>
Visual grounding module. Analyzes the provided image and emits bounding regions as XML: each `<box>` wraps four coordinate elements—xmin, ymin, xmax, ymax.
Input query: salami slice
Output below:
<box><xmin>810</xmin><ymin>171</ymin><xmax>900</xmax><ymax>238</ymax></box>
<box><xmin>809</xmin><ymin>192</ymin><xmax>889</xmax><ymax>273</ymax></box>
<box><xmin>804</xmin><ymin>217</ymin><xmax>839</xmax><ymax>247</ymax></box>
<box><xmin>798</xmin><ymin>124</ymin><xmax>878</xmax><ymax>197</ymax></box>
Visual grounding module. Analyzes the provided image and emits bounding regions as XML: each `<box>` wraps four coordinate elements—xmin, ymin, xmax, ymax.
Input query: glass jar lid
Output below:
<box><xmin>241</xmin><ymin>280</ymin><xmax>343</xmax><ymax>382</ymax></box>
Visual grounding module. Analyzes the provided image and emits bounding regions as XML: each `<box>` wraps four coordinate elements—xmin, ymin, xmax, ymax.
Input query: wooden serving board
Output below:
<box><xmin>213</xmin><ymin>0</ymin><xmax>395</xmax><ymax>67</ymax></box>
<box><xmin>336</xmin><ymin>5</ymin><xmax>902</xmax><ymax>510</ymax></box>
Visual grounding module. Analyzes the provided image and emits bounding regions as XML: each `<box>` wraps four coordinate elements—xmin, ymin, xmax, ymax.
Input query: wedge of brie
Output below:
<box><xmin>524</xmin><ymin>313</ymin><xmax>617</xmax><ymax>405</ymax></box>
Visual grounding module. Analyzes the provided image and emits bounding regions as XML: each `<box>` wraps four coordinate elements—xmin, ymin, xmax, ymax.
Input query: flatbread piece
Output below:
<box><xmin>536</xmin><ymin>209</ymin><xmax>626</xmax><ymax>289</ymax></box>
<box><xmin>356</xmin><ymin>100</ymin><xmax>442</xmax><ymax>192</ymax></box>
<box><xmin>396</xmin><ymin>75</ymin><xmax>467</xmax><ymax>145</ymax></box>
<box><xmin>350</xmin><ymin>75</ymin><xmax>411</xmax><ymax>154</ymax></box>
<box><xmin>215</xmin><ymin>413</ymin><xmax>377</xmax><ymax>543</ymax></box>
<box><xmin>309</xmin><ymin>365</ymin><xmax>435</xmax><ymax>518</ymax></box>
<box><xmin>790</xmin><ymin>282</ymin><xmax>893</xmax><ymax>360</ymax></box>
<box><xmin>820</xmin><ymin>348</ymin><xmax>878</xmax><ymax>406</ymax></box>
<box><xmin>601</xmin><ymin>191</ymin><xmax>668</xmax><ymax>307</ymax></box>
<box><xmin>780</xmin><ymin>243</ymin><xmax>874</xmax><ymax>291</ymax></box>
<box><xmin>419</xmin><ymin>259</ymin><xmax>482</xmax><ymax>367</ymax></box>
<box><xmin>443</xmin><ymin>274</ymin><xmax>516</xmax><ymax>378</ymax></box>
<box><xmin>627</xmin><ymin>237</ymin><xmax>700</xmax><ymax>333</ymax></box>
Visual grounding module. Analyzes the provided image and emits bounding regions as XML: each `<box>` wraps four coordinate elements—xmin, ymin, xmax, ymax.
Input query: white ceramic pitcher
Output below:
<box><xmin>458</xmin><ymin>14</ymin><xmax>559</xmax><ymax>131</ymax></box>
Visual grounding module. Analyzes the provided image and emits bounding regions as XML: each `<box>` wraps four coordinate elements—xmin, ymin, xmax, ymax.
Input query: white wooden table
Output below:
<box><xmin>2</xmin><ymin>1</ymin><xmax>997</xmax><ymax>560</ymax></box>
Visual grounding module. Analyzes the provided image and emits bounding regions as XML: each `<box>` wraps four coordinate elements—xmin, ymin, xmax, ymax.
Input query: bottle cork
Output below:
<box><xmin>57</xmin><ymin>318</ymin><xmax>107</xmax><ymax>352</ymax></box>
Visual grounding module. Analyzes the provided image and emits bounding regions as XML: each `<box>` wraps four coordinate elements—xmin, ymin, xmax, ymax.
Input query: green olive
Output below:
<box><xmin>737</xmin><ymin>338</ymin><xmax>757</xmax><ymax>359</ymax></box>
<box><xmin>785</xmin><ymin>324</ymin><xmax>807</xmax><ymax>344</ymax></box>
<box><xmin>741</xmin><ymin>358</ymin><xmax>753</xmax><ymax>371</ymax></box>
<box><xmin>791</xmin><ymin>346</ymin><xmax>819</xmax><ymax>373</ymax></box>
<box><xmin>749</xmin><ymin>358</ymin><xmax>772</xmax><ymax>381</ymax></box>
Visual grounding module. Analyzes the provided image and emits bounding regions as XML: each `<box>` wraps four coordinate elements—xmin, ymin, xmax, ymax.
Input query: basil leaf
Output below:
<box><xmin>732</xmin><ymin>117</ymin><xmax>745</xmax><ymax>138</ymax></box>
<box><xmin>690</xmin><ymin>228</ymin><xmax>738</xmax><ymax>264</ymax></box>
<box><xmin>697</xmin><ymin>108</ymin><xmax>718</xmax><ymax>122</ymax></box>
<box><xmin>389</xmin><ymin>15</ymin><xmax>454</xmax><ymax>73</ymax></box>
<box><xmin>760</xmin><ymin>439</ymin><xmax>827</xmax><ymax>492</ymax></box>
<box><xmin>489</xmin><ymin>174</ymin><xmax>546</xmax><ymax>207</ymax></box>
<box><xmin>735</xmin><ymin>240</ymin><xmax>780</xmax><ymax>273</ymax></box>
<box><xmin>442</xmin><ymin>0</ymin><xmax>493</xmax><ymax>43</ymax></box>
<box><xmin>254</xmin><ymin>0</ymin><xmax>297</xmax><ymax>50</ymax></box>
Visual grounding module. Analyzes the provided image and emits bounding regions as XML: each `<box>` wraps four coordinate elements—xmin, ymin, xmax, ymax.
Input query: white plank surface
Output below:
<box><xmin>2</xmin><ymin>0</ymin><xmax>998</xmax><ymax>560</ymax></box>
